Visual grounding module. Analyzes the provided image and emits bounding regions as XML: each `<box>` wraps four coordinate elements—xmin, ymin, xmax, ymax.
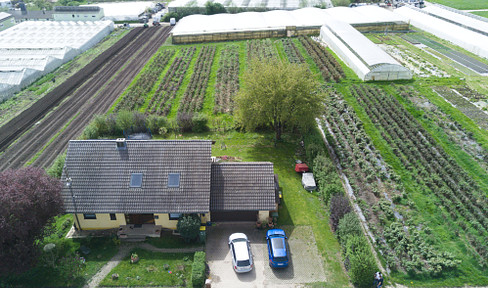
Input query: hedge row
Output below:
<box><xmin>191</xmin><ymin>251</ymin><xmax>206</xmax><ymax>288</ymax></box>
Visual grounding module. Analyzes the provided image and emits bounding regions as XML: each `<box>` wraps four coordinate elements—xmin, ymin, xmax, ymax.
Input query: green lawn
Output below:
<box><xmin>99</xmin><ymin>249</ymin><xmax>193</xmax><ymax>287</ymax></box>
<box><xmin>427</xmin><ymin>0</ymin><xmax>488</xmax><ymax>10</ymax></box>
<box><xmin>471</xmin><ymin>10</ymin><xmax>488</xmax><ymax>18</ymax></box>
<box><xmin>145</xmin><ymin>231</ymin><xmax>204</xmax><ymax>249</ymax></box>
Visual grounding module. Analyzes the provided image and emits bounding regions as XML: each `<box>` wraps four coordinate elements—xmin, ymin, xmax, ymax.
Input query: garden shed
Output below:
<box><xmin>319</xmin><ymin>18</ymin><xmax>412</xmax><ymax>81</ymax></box>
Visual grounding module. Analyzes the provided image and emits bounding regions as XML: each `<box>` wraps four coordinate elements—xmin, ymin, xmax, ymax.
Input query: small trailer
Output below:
<box><xmin>301</xmin><ymin>173</ymin><xmax>316</xmax><ymax>191</ymax></box>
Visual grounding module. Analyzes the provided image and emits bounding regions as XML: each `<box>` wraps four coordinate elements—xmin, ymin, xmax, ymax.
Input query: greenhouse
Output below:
<box><xmin>320</xmin><ymin>19</ymin><xmax>412</xmax><ymax>81</ymax></box>
<box><xmin>422</xmin><ymin>4</ymin><xmax>488</xmax><ymax>36</ymax></box>
<box><xmin>394</xmin><ymin>6</ymin><xmax>488</xmax><ymax>60</ymax></box>
<box><xmin>0</xmin><ymin>20</ymin><xmax>114</xmax><ymax>102</ymax></box>
<box><xmin>84</xmin><ymin>1</ymin><xmax>155</xmax><ymax>21</ymax></box>
<box><xmin>168</xmin><ymin>0</ymin><xmax>332</xmax><ymax>12</ymax></box>
<box><xmin>171</xmin><ymin>6</ymin><xmax>409</xmax><ymax>43</ymax></box>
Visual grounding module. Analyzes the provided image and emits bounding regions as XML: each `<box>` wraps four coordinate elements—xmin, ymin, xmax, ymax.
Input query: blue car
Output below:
<box><xmin>266</xmin><ymin>229</ymin><xmax>289</xmax><ymax>268</ymax></box>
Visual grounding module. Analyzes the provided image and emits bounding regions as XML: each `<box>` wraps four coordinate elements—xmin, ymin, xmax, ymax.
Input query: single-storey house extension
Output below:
<box><xmin>53</xmin><ymin>6</ymin><xmax>104</xmax><ymax>21</ymax></box>
<box><xmin>61</xmin><ymin>139</ymin><xmax>278</xmax><ymax>232</ymax></box>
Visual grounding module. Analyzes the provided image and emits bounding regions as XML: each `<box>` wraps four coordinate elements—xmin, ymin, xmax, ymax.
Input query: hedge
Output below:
<box><xmin>191</xmin><ymin>251</ymin><xmax>206</xmax><ymax>288</ymax></box>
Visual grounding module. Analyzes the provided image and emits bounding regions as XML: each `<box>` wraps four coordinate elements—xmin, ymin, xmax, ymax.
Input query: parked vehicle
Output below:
<box><xmin>228</xmin><ymin>233</ymin><xmax>253</xmax><ymax>273</ymax></box>
<box><xmin>266</xmin><ymin>229</ymin><xmax>289</xmax><ymax>268</ymax></box>
<box><xmin>170</xmin><ymin>17</ymin><xmax>176</xmax><ymax>26</ymax></box>
<box><xmin>301</xmin><ymin>172</ymin><xmax>316</xmax><ymax>191</ymax></box>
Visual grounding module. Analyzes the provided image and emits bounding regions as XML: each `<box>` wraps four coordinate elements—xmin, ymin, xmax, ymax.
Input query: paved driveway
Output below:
<box><xmin>206</xmin><ymin>223</ymin><xmax>327</xmax><ymax>288</ymax></box>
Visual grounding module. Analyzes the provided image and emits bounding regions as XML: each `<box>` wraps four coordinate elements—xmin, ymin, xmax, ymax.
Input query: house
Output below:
<box><xmin>61</xmin><ymin>139</ymin><xmax>278</xmax><ymax>233</ymax></box>
<box><xmin>53</xmin><ymin>6</ymin><xmax>104</xmax><ymax>21</ymax></box>
<box><xmin>8</xmin><ymin>9</ymin><xmax>53</xmax><ymax>22</ymax></box>
<box><xmin>0</xmin><ymin>12</ymin><xmax>15</xmax><ymax>31</ymax></box>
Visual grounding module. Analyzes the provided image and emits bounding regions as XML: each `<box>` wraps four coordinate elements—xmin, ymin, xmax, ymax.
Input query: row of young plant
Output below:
<box><xmin>246</xmin><ymin>38</ymin><xmax>277</xmax><ymax>61</ymax></box>
<box><xmin>179</xmin><ymin>46</ymin><xmax>216</xmax><ymax>113</ymax></box>
<box><xmin>352</xmin><ymin>84</ymin><xmax>488</xmax><ymax>267</ymax></box>
<box><xmin>303</xmin><ymin>132</ymin><xmax>378</xmax><ymax>288</ymax></box>
<box><xmin>321</xmin><ymin>90</ymin><xmax>460</xmax><ymax>275</ymax></box>
<box><xmin>214</xmin><ymin>45</ymin><xmax>240</xmax><ymax>114</ymax></box>
<box><xmin>280</xmin><ymin>38</ymin><xmax>305</xmax><ymax>64</ymax></box>
<box><xmin>298</xmin><ymin>36</ymin><xmax>344</xmax><ymax>82</ymax></box>
<box><xmin>115</xmin><ymin>49</ymin><xmax>175</xmax><ymax>111</ymax></box>
<box><xmin>147</xmin><ymin>47</ymin><xmax>196</xmax><ymax>116</ymax></box>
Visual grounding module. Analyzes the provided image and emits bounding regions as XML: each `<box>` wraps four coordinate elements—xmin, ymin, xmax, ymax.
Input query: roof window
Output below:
<box><xmin>130</xmin><ymin>173</ymin><xmax>143</xmax><ymax>188</ymax></box>
<box><xmin>168</xmin><ymin>173</ymin><xmax>180</xmax><ymax>188</ymax></box>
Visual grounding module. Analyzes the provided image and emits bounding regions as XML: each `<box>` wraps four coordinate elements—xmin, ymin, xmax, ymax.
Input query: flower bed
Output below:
<box><xmin>298</xmin><ymin>36</ymin><xmax>344</xmax><ymax>82</ymax></box>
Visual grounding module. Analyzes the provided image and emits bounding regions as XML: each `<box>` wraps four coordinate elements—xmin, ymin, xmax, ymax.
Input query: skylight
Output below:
<box><xmin>168</xmin><ymin>173</ymin><xmax>180</xmax><ymax>188</ymax></box>
<box><xmin>130</xmin><ymin>173</ymin><xmax>143</xmax><ymax>188</ymax></box>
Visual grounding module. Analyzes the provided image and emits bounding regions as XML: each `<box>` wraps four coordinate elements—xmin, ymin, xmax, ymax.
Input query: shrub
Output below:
<box><xmin>46</xmin><ymin>153</ymin><xmax>66</xmax><ymax>178</ymax></box>
<box><xmin>305</xmin><ymin>142</ymin><xmax>323</xmax><ymax>167</ymax></box>
<box><xmin>146</xmin><ymin>114</ymin><xmax>169</xmax><ymax>135</ymax></box>
<box><xmin>191</xmin><ymin>251</ymin><xmax>206</xmax><ymax>288</ymax></box>
<box><xmin>116</xmin><ymin>110</ymin><xmax>134</xmax><ymax>133</ymax></box>
<box><xmin>177</xmin><ymin>112</ymin><xmax>194</xmax><ymax>132</ymax></box>
<box><xmin>344</xmin><ymin>235</ymin><xmax>378</xmax><ymax>288</ymax></box>
<box><xmin>329</xmin><ymin>194</ymin><xmax>351</xmax><ymax>232</ymax></box>
<box><xmin>337</xmin><ymin>212</ymin><xmax>362</xmax><ymax>247</ymax></box>
<box><xmin>177</xmin><ymin>214</ymin><xmax>201</xmax><ymax>243</ymax></box>
<box><xmin>81</xmin><ymin>123</ymin><xmax>99</xmax><ymax>139</ymax></box>
<box><xmin>132</xmin><ymin>111</ymin><xmax>147</xmax><ymax>133</ymax></box>
<box><xmin>192</xmin><ymin>113</ymin><xmax>209</xmax><ymax>133</ymax></box>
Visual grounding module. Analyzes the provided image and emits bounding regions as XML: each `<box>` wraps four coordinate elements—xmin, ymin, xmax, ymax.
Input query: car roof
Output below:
<box><xmin>270</xmin><ymin>237</ymin><xmax>287</xmax><ymax>257</ymax></box>
<box><xmin>229</xmin><ymin>233</ymin><xmax>248</xmax><ymax>242</ymax></box>
<box><xmin>267</xmin><ymin>228</ymin><xmax>286</xmax><ymax>238</ymax></box>
<box><xmin>233</xmin><ymin>240</ymin><xmax>250</xmax><ymax>261</ymax></box>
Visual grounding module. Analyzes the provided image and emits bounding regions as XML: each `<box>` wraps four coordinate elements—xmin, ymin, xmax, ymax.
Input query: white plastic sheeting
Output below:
<box><xmin>422</xmin><ymin>4</ymin><xmax>488</xmax><ymax>36</ymax></box>
<box><xmin>85</xmin><ymin>1</ymin><xmax>155</xmax><ymax>21</ymax></box>
<box><xmin>172</xmin><ymin>6</ymin><xmax>406</xmax><ymax>35</ymax></box>
<box><xmin>394</xmin><ymin>6</ymin><xmax>488</xmax><ymax>60</ymax></box>
<box><xmin>0</xmin><ymin>20</ymin><xmax>114</xmax><ymax>101</ymax></box>
<box><xmin>320</xmin><ymin>19</ymin><xmax>412</xmax><ymax>81</ymax></box>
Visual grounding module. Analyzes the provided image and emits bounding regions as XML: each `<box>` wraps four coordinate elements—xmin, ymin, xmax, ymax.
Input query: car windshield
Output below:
<box><xmin>271</xmin><ymin>237</ymin><xmax>285</xmax><ymax>249</ymax></box>
<box><xmin>273</xmin><ymin>256</ymin><xmax>288</xmax><ymax>262</ymax></box>
<box><xmin>237</xmin><ymin>260</ymin><xmax>250</xmax><ymax>267</ymax></box>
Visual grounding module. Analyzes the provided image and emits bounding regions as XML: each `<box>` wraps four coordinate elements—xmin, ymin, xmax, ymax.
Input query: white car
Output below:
<box><xmin>228</xmin><ymin>233</ymin><xmax>253</xmax><ymax>273</ymax></box>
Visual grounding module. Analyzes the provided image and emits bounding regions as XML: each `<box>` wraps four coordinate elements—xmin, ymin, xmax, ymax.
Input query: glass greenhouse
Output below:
<box><xmin>320</xmin><ymin>18</ymin><xmax>412</xmax><ymax>81</ymax></box>
<box><xmin>84</xmin><ymin>1</ymin><xmax>155</xmax><ymax>21</ymax></box>
<box><xmin>0</xmin><ymin>21</ymin><xmax>114</xmax><ymax>102</ymax></box>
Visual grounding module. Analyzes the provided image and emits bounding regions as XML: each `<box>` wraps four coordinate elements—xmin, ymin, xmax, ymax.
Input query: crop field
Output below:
<box><xmin>103</xmin><ymin>33</ymin><xmax>488</xmax><ymax>286</ymax></box>
<box><xmin>428</xmin><ymin>0</ymin><xmax>488</xmax><ymax>10</ymax></box>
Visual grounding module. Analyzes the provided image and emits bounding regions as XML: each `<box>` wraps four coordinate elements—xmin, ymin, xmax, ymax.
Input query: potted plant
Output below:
<box><xmin>130</xmin><ymin>252</ymin><xmax>139</xmax><ymax>264</ymax></box>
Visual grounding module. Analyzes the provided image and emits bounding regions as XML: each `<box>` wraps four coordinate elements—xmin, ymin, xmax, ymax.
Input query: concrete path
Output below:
<box><xmin>84</xmin><ymin>244</ymin><xmax>133</xmax><ymax>288</ymax></box>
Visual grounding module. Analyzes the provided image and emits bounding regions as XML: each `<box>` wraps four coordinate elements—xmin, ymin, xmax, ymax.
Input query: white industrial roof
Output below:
<box><xmin>320</xmin><ymin>18</ymin><xmax>411</xmax><ymax>81</ymax></box>
<box><xmin>393</xmin><ymin>6</ymin><xmax>488</xmax><ymax>60</ymax></box>
<box><xmin>0</xmin><ymin>20</ymin><xmax>114</xmax><ymax>101</ymax></box>
<box><xmin>423</xmin><ymin>4</ymin><xmax>488</xmax><ymax>36</ymax></box>
<box><xmin>0</xmin><ymin>11</ymin><xmax>12</xmax><ymax>21</ymax></box>
<box><xmin>84</xmin><ymin>1</ymin><xmax>155</xmax><ymax>21</ymax></box>
<box><xmin>168</xmin><ymin>0</ymin><xmax>329</xmax><ymax>9</ymax></box>
<box><xmin>172</xmin><ymin>6</ymin><xmax>406</xmax><ymax>35</ymax></box>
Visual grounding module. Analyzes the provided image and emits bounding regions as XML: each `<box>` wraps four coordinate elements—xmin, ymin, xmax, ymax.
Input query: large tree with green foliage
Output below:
<box><xmin>236</xmin><ymin>59</ymin><xmax>324</xmax><ymax>140</ymax></box>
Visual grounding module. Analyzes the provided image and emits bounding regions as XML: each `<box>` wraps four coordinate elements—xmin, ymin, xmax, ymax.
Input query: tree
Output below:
<box><xmin>0</xmin><ymin>167</ymin><xmax>63</xmax><ymax>276</ymax></box>
<box><xmin>176</xmin><ymin>214</ymin><xmax>201</xmax><ymax>242</ymax></box>
<box><xmin>205</xmin><ymin>1</ymin><xmax>226</xmax><ymax>15</ymax></box>
<box><xmin>235</xmin><ymin>59</ymin><xmax>324</xmax><ymax>141</ymax></box>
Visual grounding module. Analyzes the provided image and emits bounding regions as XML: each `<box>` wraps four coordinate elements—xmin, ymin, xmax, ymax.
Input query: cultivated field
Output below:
<box><xmin>428</xmin><ymin>0</ymin><xmax>488</xmax><ymax>10</ymax></box>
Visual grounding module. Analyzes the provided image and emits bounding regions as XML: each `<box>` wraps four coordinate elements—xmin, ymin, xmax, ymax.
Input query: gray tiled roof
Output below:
<box><xmin>61</xmin><ymin>140</ymin><xmax>212</xmax><ymax>214</ymax></box>
<box><xmin>210</xmin><ymin>162</ymin><xmax>276</xmax><ymax>211</ymax></box>
<box><xmin>54</xmin><ymin>6</ymin><xmax>101</xmax><ymax>12</ymax></box>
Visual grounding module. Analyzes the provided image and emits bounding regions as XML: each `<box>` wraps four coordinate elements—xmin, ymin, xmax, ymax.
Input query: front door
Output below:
<box><xmin>126</xmin><ymin>214</ymin><xmax>155</xmax><ymax>225</ymax></box>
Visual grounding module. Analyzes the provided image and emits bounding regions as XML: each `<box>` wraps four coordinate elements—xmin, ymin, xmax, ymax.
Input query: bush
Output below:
<box><xmin>192</xmin><ymin>113</ymin><xmax>209</xmax><ymax>133</ymax></box>
<box><xmin>344</xmin><ymin>235</ymin><xmax>378</xmax><ymax>288</ymax></box>
<box><xmin>177</xmin><ymin>112</ymin><xmax>194</xmax><ymax>132</ymax></box>
<box><xmin>146</xmin><ymin>115</ymin><xmax>169</xmax><ymax>135</ymax></box>
<box><xmin>46</xmin><ymin>153</ymin><xmax>66</xmax><ymax>178</ymax></box>
<box><xmin>337</xmin><ymin>212</ymin><xmax>362</xmax><ymax>247</ymax></box>
<box><xmin>132</xmin><ymin>111</ymin><xmax>147</xmax><ymax>133</ymax></box>
<box><xmin>177</xmin><ymin>214</ymin><xmax>201</xmax><ymax>243</ymax></box>
<box><xmin>92</xmin><ymin>115</ymin><xmax>109</xmax><ymax>137</ymax></box>
<box><xmin>191</xmin><ymin>251</ymin><xmax>206</xmax><ymax>288</ymax></box>
<box><xmin>329</xmin><ymin>194</ymin><xmax>351</xmax><ymax>232</ymax></box>
<box><xmin>116</xmin><ymin>110</ymin><xmax>134</xmax><ymax>133</ymax></box>
<box><xmin>81</xmin><ymin>122</ymin><xmax>99</xmax><ymax>139</ymax></box>
<box><xmin>313</xmin><ymin>154</ymin><xmax>343</xmax><ymax>202</ymax></box>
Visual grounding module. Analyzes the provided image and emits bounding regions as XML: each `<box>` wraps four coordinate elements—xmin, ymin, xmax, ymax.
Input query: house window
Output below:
<box><xmin>130</xmin><ymin>173</ymin><xmax>143</xmax><ymax>188</ymax></box>
<box><xmin>168</xmin><ymin>173</ymin><xmax>180</xmax><ymax>188</ymax></box>
<box><xmin>84</xmin><ymin>213</ymin><xmax>96</xmax><ymax>220</ymax></box>
<box><xmin>169</xmin><ymin>213</ymin><xmax>181</xmax><ymax>220</ymax></box>
<box><xmin>110</xmin><ymin>213</ymin><xmax>116</xmax><ymax>220</ymax></box>
<box><xmin>72</xmin><ymin>14</ymin><xmax>74</xmax><ymax>17</ymax></box>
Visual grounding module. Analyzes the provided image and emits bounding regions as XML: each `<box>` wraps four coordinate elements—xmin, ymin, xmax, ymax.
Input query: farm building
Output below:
<box><xmin>171</xmin><ymin>6</ymin><xmax>409</xmax><ymax>44</ymax></box>
<box><xmin>168</xmin><ymin>0</ymin><xmax>332</xmax><ymax>13</ymax></box>
<box><xmin>53</xmin><ymin>6</ymin><xmax>104</xmax><ymax>21</ymax></box>
<box><xmin>83</xmin><ymin>1</ymin><xmax>155</xmax><ymax>21</ymax></box>
<box><xmin>319</xmin><ymin>18</ymin><xmax>412</xmax><ymax>81</ymax></box>
<box><xmin>0</xmin><ymin>20</ymin><xmax>114</xmax><ymax>101</ymax></box>
<box><xmin>394</xmin><ymin>6</ymin><xmax>488</xmax><ymax>60</ymax></box>
<box><xmin>61</xmin><ymin>139</ymin><xmax>278</xmax><ymax>233</ymax></box>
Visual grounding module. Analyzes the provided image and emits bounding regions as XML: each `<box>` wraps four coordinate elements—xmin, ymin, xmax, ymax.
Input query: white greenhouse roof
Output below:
<box><xmin>84</xmin><ymin>1</ymin><xmax>155</xmax><ymax>21</ymax></box>
<box><xmin>393</xmin><ymin>6</ymin><xmax>488</xmax><ymax>60</ymax></box>
<box><xmin>422</xmin><ymin>4</ymin><xmax>488</xmax><ymax>36</ymax></box>
<box><xmin>320</xmin><ymin>19</ymin><xmax>411</xmax><ymax>81</ymax></box>
<box><xmin>168</xmin><ymin>0</ymin><xmax>329</xmax><ymax>10</ymax></box>
<box><xmin>172</xmin><ymin>6</ymin><xmax>406</xmax><ymax>35</ymax></box>
<box><xmin>0</xmin><ymin>20</ymin><xmax>114</xmax><ymax>101</ymax></box>
<box><xmin>0</xmin><ymin>11</ymin><xmax>12</xmax><ymax>21</ymax></box>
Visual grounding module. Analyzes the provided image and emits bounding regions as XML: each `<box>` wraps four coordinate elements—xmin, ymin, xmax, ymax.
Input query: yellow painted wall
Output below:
<box><xmin>74</xmin><ymin>213</ymin><xmax>126</xmax><ymax>230</ymax></box>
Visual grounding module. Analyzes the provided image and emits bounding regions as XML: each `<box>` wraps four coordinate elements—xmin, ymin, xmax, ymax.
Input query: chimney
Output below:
<box><xmin>116</xmin><ymin>138</ymin><xmax>127</xmax><ymax>150</ymax></box>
